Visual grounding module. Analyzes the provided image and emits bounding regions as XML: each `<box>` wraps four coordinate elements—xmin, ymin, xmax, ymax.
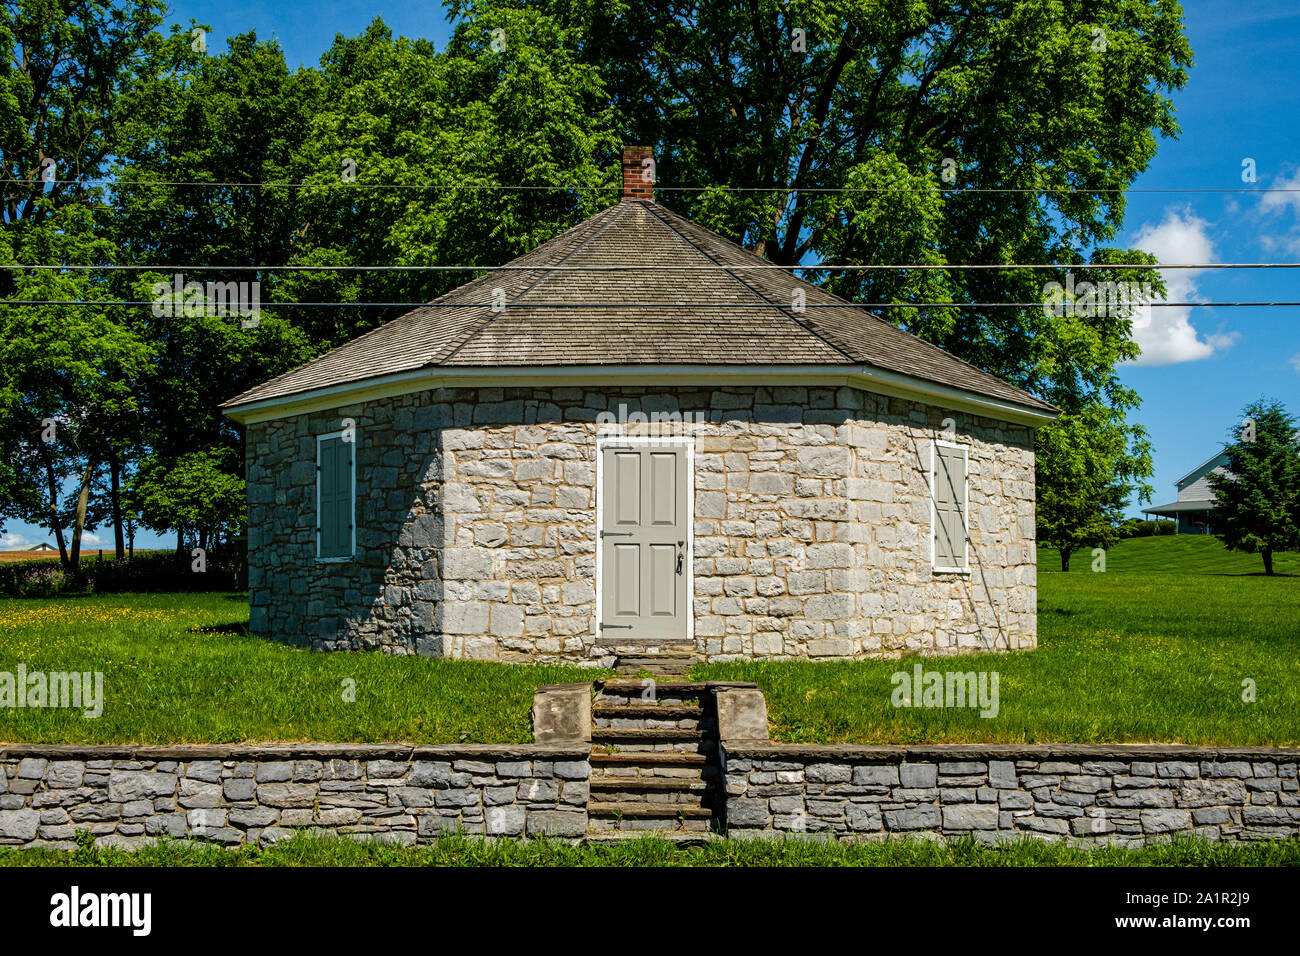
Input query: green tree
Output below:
<box><xmin>110</xmin><ymin>28</ymin><xmax>318</xmax><ymax>483</ymax></box>
<box><xmin>460</xmin><ymin>0</ymin><xmax>1188</xmax><ymax>535</ymax></box>
<box><xmin>127</xmin><ymin>450</ymin><xmax>245</xmax><ymax>552</ymax></box>
<box><xmin>288</xmin><ymin>14</ymin><xmax>617</xmax><ymax>344</ymax></box>
<box><xmin>0</xmin><ymin>0</ymin><xmax>165</xmax><ymax>567</ymax></box>
<box><xmin>1036</xmin><ymin>400</ymin><xmax>1153</xmax><ymax>572</ymax></box>
<box><xmin>1207</xmin><ymin>400</ymin><xmax>1300</xmax><ymax>576</ymax></box>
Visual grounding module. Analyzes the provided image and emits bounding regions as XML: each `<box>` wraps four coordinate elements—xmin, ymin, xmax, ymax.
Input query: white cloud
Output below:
<box><xmin>1258</xmin><ymin>167</ymin><xmax>1300</xmax><ymax>254</ymax></box>
<box><xmin>0</xmin><ymin>532</ymin><xmax>39</xmax><ymax>551</ymax></box>
<box><xmin>1125</xmin><ymin>208</ymin><xmax>1237</xmax><ymax>366</ymax></box>
<box><xmin>1257</xmin><ymin>167</ymin><xmax>1300</xmax><ymax>216</ymax></box>
<box><xmin>1290</xmin><ymin>353</ymin><xmax>1300</xmax><ymax>373</ymax></box>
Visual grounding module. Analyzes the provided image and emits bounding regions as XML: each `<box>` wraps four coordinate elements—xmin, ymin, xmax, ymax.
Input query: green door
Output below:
<box><xmin>600</xmin><ymin>443</ymin><xmax>689</xmax><ymax>642</ymax></box>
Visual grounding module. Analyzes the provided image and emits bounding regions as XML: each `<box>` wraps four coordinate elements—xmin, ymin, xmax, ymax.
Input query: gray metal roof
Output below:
<box><xmin>222</xmin><ymin>200</ymin><xmax>1057</xmax><ymax>417</ymax></box>
<box><xmin>1142</xmin><ymin>501</ymin><xmax>1217</xmax><ymax>515</ymax></box>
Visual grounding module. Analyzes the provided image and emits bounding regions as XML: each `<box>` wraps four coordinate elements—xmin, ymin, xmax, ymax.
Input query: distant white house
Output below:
<box><xmin>1142</xmin><ymin>451</ymin><xmax>1231</xmax><ymax>534</ymax></box>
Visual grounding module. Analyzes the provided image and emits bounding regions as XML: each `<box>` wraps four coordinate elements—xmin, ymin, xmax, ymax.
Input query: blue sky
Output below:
<box><xmin>4</xmin><ymin>1</ymin><xmax>1297</xmax><ymax>548</ymax></box>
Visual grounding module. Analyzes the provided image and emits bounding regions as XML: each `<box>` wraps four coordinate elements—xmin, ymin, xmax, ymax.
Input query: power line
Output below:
<box><xmin>3</xmin><ymin>177</ymin><xmax>1298</xmax><ymax>195</ymax></box>
<box><xmin>2</xmin><ymin>262</ymin><xmax>1296</xmax><ymax>272</ymax></box>
<box><xmin>2</xmin><ymin>299</ymin><xmax>1297</xmax><ymax>309</ymax></box>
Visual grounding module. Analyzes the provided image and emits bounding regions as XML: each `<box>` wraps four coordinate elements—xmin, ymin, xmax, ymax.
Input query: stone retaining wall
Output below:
<box><xmin>0</xmin><ymin>744</ymin><xmax>590</xmax><ymax>849</ymax></box>
<box><xmin>8</xmin><ymin>737</ymin><xmax>1296</xmax><ymax>849</ymax></box>
<box><xmin>722</xmin><ymin>743</ymin><xmax>1300</xmax><ymax>845</ymax></box>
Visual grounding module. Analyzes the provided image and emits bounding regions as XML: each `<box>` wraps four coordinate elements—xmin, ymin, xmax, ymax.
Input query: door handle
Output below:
<box><xmin>675</xmin><ymin>540</ymin><xmax>684</xmax><ymax>575</ymax></box>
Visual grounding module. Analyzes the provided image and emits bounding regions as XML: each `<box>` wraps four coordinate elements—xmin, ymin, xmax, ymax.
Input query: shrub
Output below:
<box><xmin>0</xmin><ymin>548</ymin><xmax>242</xmax><ymax>597</ymax></box>
<box><xmin>1117</xmin><ymin>518</ymin><xmax>1176</xmax><ymax>539</ymax></box>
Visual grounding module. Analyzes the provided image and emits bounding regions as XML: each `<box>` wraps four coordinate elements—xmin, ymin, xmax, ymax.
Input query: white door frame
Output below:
<box><xmin>593</xmin><ymin>434</ymin><xmax>695</xmax><ymax>645</ymax></box>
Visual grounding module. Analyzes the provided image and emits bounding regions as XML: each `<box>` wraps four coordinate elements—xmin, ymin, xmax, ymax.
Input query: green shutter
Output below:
<box><xmin>934</xmin><ymin>445</ymin><xmax>966</xmax><ymax>569</ymax></box>
<box><xmin>318</xmin><ymin>436</ymin><xmax>353</xmax><ymax>558</ymax></box>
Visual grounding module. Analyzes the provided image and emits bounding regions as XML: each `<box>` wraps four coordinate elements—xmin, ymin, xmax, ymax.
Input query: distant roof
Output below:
<box><xmin>1142</xmin><ymin>501</ymin><xmax>1217</xmax><ymax>515</ymax></box>
<box><xmin>1175</xmin><ymin>450</ymin><xmax>1231</xmax><ymax>488</ymax></box>
<box><xmin>222</xmin><ymin>199</ymin><xmax>1057</xmax><ymax>421</ymax></box>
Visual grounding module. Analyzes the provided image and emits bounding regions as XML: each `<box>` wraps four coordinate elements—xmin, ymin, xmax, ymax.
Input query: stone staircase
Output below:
<box><xmin>587</xmin><ymin>679</ymin><xmax>723</xmax><ymax>836</ymax></box>
<box><xmin>610</xmin><ymin>646</ymin><xmax>696</xmax><ymax>677</ymax></box>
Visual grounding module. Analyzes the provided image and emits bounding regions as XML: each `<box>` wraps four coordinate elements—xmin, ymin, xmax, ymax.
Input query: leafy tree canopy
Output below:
<box><xmin>1207</xmin><ymin>399</ymin><xmax>1300</xmax><ymax>576</ymax></box>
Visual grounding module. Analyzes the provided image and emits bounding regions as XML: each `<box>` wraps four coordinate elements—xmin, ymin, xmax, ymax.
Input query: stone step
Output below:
<box><xmin>613</xmin><ymin>665</ymin><xmax>696</xmax><ymax>681</ymax></box>
<box><xmin>588</xmin><ymin>789</ymin><xmax>709</xmax><ymax>809</ymax></box>
<box><xmin>589</xmin><ymin>750</ymin><xmax>710</xmax><ymax>767</ymax></box>
<box><xmin>592</xmin><ymin>703</ymin><xmax>704</xmax><ymax>720</ymax></box>
<box><xmin>589</xmin><ymin>776</ymin><xmax>713</xmax><ymax>795</ymax></box>
<box><xmin>583</xmin><ymin>830</ymin><xmax>721</xmax><ymax>846</ymax></box>
<box><xmin>590</xmin><ymin>728</ymin><xmax>710</xmax><ymax>753</ymax></box>
<box><xmin>589</xmin><ymin>762</ymin><xmax>718</xmax><ymax>785</ymax></box>
<box><xmin>599</xmin><ymin>644</ymin><xmax>695</xmax><ymax>657</ymax></box>
<box><xmin>589</xmin><ymin>802</ymin><xmax>714</xmax><ymax>820</ymax></box>
<box><xmin>597</xmin><ymin>679</ymin><xmax>713</xmax><ymax>698</ymax></box>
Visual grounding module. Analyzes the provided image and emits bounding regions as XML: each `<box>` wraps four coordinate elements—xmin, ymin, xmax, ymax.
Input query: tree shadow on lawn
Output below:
<box><xmin>1205</xmin><ymin>571</ymin><xmax>1298</xmax><ymax>577</ymax></box>
<box><xmin>186</xmin><ymin>621</ymin><xmax>250</xmax><ymax>637</ymax></box>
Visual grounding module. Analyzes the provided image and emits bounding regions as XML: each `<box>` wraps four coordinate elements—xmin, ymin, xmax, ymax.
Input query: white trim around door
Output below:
<box><xmin>593</xmin><ymin>434</ymin><xmax>695</xmax><ymax>646</ymax></box>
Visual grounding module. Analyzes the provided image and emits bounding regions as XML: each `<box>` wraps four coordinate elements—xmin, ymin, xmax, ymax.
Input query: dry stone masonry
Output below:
<box><xmin>0</xmin><ymin>744</ymin><xmax>589</xmax><ymax>849</ymax></box>
<box><xmin>3</xmin><ymin>687</ymin><xmax>1299</xmax><ymax>849</ymax></box>
<box><xmin>722</xmin><ymin>744</ymin><xmax>1300</xmax><ymax>844</ymax></box>
<box><xmin>245</xmin><ymin>385</ymin><xmax>1037</xmax><ymax>662</ymax></box>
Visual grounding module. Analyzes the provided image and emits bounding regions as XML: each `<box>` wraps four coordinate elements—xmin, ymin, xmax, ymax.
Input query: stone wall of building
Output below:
<box><xmin>722</xmin><ymin>744</ymin><xmax>1300</xmax><ymax>844</ymax></box>
<box><xmin>244</xmin><ymin>385</ymin><xmax>1036</xmax><ymax>662</ymax></box>
<box><xmin>0</xmin><ymin>744</ymin><xmax>589</xmax><ymax>849</ymax></box>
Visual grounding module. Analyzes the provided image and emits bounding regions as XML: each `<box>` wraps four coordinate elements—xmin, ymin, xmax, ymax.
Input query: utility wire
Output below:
<box><xmin>3</xmin><ymin>177</ymin><xmax>1298</xmax><ymax>195</ymax></box>
<box><xmin>1</xmin><ymin>262</ymin><xmax>1296</xmax><ymax>272</ymax></box>
<box><xmin>2</xmin><ymin>300</ymin><xmax>1297</xmax><ymax>309</ymax></box>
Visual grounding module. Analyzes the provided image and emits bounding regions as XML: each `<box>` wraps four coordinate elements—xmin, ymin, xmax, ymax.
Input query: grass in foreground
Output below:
<box><xmin>1038</xmin><ymin>534</ymin><xmax>1300</xmax><ymax>575</ymax></box>
<box><xmin>0</xmin><ymin>536</ymin><xmax>1295</xmax><ymax>746</ymax></box>
<box><xmin>696</xmin><ymin>540</ymin><xmax>1300</xmax><ymax>745</ymax></box>
<box><xmin>0</xmin><ymin>592</ymin><xmax>606</xmax><ymax>744</ymax></box>
<box><xmin>2</xmin><ymin>832</ymin><xmax>1297</xmax><ymax>867</ymax></box>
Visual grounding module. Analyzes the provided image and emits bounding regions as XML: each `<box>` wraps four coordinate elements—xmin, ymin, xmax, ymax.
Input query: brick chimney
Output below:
<box><xmin>621</xmin><ymin>145</ymin><xmax>654</xmax><ymax>201</ymax></box>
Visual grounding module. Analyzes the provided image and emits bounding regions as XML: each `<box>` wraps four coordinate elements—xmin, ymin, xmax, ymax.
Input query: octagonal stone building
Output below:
<box><xmin>222</xmin><ymin>148</ymin><xmax>1058</xmax><ymax>665</ymax></box>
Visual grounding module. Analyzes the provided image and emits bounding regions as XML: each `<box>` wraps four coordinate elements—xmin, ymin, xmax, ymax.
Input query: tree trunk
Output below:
<box><xmin>108</xmin><ymin>452</ymin><xmax>125</xmax><ymax>561</ymax></box>
<box><xmin>1060</xmin><ymin>549</ymin><xmax>1071</xmax><ymax>572</ymax></box>
<box><xmin>40</xmin><ymin>451</ymin><xmax>69</xmax><ymax>570</ymax></box>
<box><xmin>68</xmin><ymin>458</ymin><xmax>94</xmax><ymax>574</ymax></box>
<box><xmin>1263</xmin><ymin>549</ymin><xmax>1273</xmax><ymax>576</ymax></box>
<box><xmin>176</xmin><ymin>529</ymin><xmax>185</xmax><ymax>563</ymax></box>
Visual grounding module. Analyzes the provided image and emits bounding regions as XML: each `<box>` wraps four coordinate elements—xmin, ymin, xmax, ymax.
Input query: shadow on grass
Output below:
<box><xmin>1207</xmin><ymin>571</ymin><xmax>1299</xmax><ymax>578</ymax></box>
<box><xmin>187</xmin><ymin>621</ymin><xmax>250</xmax><ymax>637</ymax></box>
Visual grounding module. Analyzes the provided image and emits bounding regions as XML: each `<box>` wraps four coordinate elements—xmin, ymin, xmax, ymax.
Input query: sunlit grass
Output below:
<box><xmin>0</xmin><ymin>592</ymin><xmax>607</xmax><ymax>744</ymax></box>
<box><xmin>2</xmin><ymin>831</ymin><xmax>1297</xmax><ymax>867</ymax></box>
<box><xmin>0</xmin><ymin>533</ymin><xmax>1295</xmax><ymax>746</ymax></box>
<box><xmin>696</xmin><ymin>552</ymin><xmax>1300</xmax><ymax>745</ymax></box>
<box><xmin>1039</xmin><ymin>534</ymin><xmax>1300</xmax><ymax>575</ymax></box>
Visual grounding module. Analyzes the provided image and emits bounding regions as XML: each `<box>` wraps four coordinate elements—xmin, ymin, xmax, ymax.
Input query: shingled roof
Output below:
<box><xmin>223</xmin><ymin>156</ymin><xmax>1057</xmax><ymax>422</ymax></box>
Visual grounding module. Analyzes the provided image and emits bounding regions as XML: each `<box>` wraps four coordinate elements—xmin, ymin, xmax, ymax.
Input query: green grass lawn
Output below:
<box><xmin>2</xmin><ymin>831</ymin><xmax>1297</xmax><ymax>867</ymax></box>
<box><xmin>0</xmin><ymin>593</ymin><xmax>605</xmax><ymax>744</ymax></box>
<box><xmin>1039</xmin><ymin>533</ymin><xmax>1300</xmax><ymax>575</ymax></box>
<box><xmin>0</xmin><ymin>536</ymin><xmax>1295</xmax><ymax>746</ymax></box>
<box><xmin>701</xmin><ymin>537</ymin><xmax>1299</xmax><ymax>745</ymax></box>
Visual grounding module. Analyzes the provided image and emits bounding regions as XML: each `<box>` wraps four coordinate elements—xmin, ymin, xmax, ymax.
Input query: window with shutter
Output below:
<box><xmin>317</xmin><ymin>432</ymin><xmax>355</xmax><ymax>559</ymax></box>
<box><xmin>932</xmin><ymin>442</ymin><xmax>968</xmax><ymax>572</ymax></box>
